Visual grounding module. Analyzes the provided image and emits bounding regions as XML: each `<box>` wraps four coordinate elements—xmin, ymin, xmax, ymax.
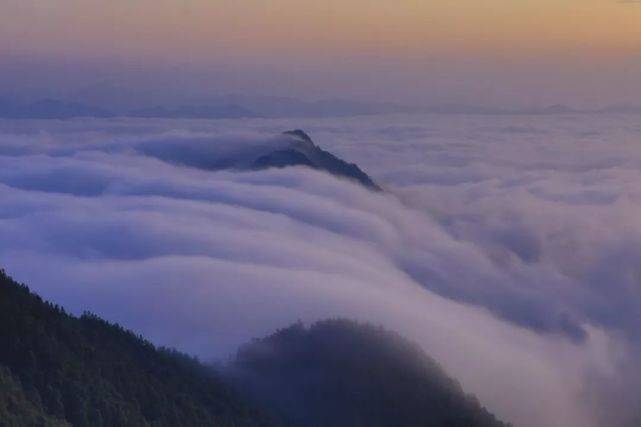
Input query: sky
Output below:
<box><xmin>1</xmin><ymin>0</ymin><xmax>640</xmax><ymax>107</ymax></box>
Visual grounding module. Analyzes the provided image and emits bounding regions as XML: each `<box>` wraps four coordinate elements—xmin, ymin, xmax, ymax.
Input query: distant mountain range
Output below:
<box><xmin>1</xmin><ymin>94</ymin><xmax>639</xmax><ymax>119</ymax></box>
<box><xmin>0</xmin><ymin>98</ymin><xmax>256</xmax><ymax>120</ymax></box>
<box><xmin>129</xmin><ymin>104</ymin><xmax>258</xmax><ymax>119</ymax></box>
<box><xmin>0</xmin><ymin>95</ymin><xmax>416</xmax><ymax>119</ymax></box>
<box><xmin>0</xmin><ymin>98</ymin><xmax>114</xmax><ymax>119</ymax></box>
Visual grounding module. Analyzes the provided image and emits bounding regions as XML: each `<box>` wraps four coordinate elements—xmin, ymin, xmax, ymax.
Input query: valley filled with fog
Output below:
<box><xmin>1</xmin><ymin>113</ymin><xmax>640</xmax><ymax>427</ymax></box>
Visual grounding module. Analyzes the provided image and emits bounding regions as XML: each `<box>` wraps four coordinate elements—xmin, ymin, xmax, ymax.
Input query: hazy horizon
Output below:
<box><xmin>2</xmin><ymin>1</ymin><xmax>641</xmax><ymax>109</ymax></box>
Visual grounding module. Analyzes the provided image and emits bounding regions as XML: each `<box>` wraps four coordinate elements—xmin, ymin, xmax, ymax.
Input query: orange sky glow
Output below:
<box><xmin>1</xmin><ymin>1</ymin><xmax>640</xmax><ymax>106</ymax></box>
<box><xmin>2</xmin><ymin>0</ymin><xmax>640</xmax><ymax>60</ymax></box>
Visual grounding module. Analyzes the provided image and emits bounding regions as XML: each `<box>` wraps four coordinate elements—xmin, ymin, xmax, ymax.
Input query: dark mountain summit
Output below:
<box><xmin>137</xmin><ymin>129</ymin><xmax>381</xmax><ymax>190</ymax></box>
<box><xmin>253</xmin><ymin>130</ymin><xmax>381</xmax><ymax>190</ymax></box>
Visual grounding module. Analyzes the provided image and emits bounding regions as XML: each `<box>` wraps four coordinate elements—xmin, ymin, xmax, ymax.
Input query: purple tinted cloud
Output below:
<box><xmin>1</xmin><ymin>114</ymin><xmax>641</xmax><ymax>425</ymax></box>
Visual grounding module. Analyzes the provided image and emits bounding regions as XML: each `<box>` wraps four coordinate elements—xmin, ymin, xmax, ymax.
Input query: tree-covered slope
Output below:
<box><xmin>232</xmin><ymin>319</ymin><xmax>508</xmax><ymax>427</ymax></box>
<box><xmin>0</xmin><ymin>366</ymin><xmax>69</xmax><ymax>427</ymax></box>
<box><xmin>0</xmin><ymin>269</ymin><xmax>276</xmax><ymax>427</ymax></box>
<box><xmin>0</xmin><ymin>268</ymin><xmax>507</xmax><ymax>427</ymax></box>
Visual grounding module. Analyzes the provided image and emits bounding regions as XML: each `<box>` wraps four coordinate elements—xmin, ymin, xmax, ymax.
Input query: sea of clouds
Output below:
<box><xmin>1</xmin><ymin>113</ymin><xmax>641</xmax><ymax>426</ymax></box>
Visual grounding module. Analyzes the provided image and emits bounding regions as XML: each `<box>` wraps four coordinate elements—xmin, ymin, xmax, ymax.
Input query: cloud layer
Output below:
<box><xmin>1</xmin><ymin>114</ymin><xmax>640</xmax><ymax>426</ymax></box>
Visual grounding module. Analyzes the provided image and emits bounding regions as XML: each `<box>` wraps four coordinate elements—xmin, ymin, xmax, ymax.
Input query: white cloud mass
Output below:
<box><xmin>1</xmin><ymin>114</ymin><xmax>641</xmax><ymax>426</ymax></box>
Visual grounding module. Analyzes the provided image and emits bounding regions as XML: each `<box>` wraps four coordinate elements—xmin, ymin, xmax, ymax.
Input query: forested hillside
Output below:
<box><xmin>0</xmin><ymin>269</ymin><xmax>507</xmax><ymax>427</ymax></box>
<box><xmin>0</xmin><ymin>269</ymin><xmax>276</xmax><ymax>427</ymax></box>
<box><xmin>231</xmin><ymin>320</ymin><xmax>508</xmax><ymax>427</ymax></box>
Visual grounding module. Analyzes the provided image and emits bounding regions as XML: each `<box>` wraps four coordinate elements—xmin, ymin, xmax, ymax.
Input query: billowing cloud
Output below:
<box><xmin>1</xmin><ymin>114</ymin><xmax>640</xmax><ymax>426</ymax></box>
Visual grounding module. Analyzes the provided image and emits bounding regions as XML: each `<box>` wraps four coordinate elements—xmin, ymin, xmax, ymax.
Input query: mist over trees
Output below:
<box><xmin>231</xmin><ymin>319</ymin><xmax>508</xmax><ymax>427</ymax></box>
<box><xmin>0</xmin><ymin>268</ymin><xmax>507</xmax><ymax>426</ymax></box>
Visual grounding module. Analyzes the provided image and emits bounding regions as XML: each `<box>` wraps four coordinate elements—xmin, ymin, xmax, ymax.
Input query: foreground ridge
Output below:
<box><xmin>0</xmin><ymin>268</ymin><xmax>507</xmax><ymax>427</ymax></box>
<box><xmin>0</xmin><ymin>269</ymin><xmax>276</xmax><ymax>427</ymax></box>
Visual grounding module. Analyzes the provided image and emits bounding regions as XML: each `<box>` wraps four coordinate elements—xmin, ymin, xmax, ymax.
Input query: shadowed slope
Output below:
<box><xmin>232</xmin><ymin>319</ymin><xmax>508</xmax><ymax>427</ymax></box>
<box><xmin>0</xmin><ymin>270</ymin><xmax>277</xmax><ymax>427</ymax></box>
<box><xmin>0</xmin><ymin>268</ymin><xmax>506</xmax><ymax>427</ymax></box>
